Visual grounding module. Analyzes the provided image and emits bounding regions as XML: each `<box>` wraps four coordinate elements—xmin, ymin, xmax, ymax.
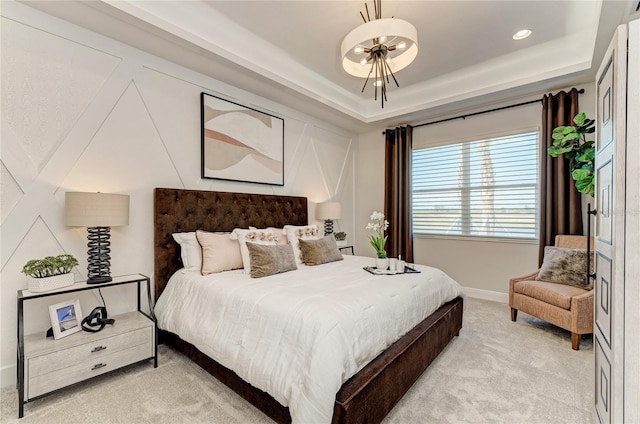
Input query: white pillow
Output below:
<box><xmin>172</xmin><ymin>232</ymin><xmax>202</xmax><ymax>272</ymax></box>
<box><xmin>283</xmin><ymin>224</ymin><xmax>322</xmax><ymax>264</ymax></box>
<box><xmin>230</xmin><ymin>228</ymin><xmax>279</xmax><ymax>273</ymax></box>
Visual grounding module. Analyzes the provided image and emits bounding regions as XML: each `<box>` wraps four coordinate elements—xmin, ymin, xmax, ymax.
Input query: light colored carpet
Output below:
<box><xmin>0</xmin><ymin>298</ymin><xmax>594</xmax><ymax>423</ymax></box>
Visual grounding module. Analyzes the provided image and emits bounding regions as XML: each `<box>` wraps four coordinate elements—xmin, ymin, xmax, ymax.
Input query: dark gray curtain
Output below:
<box><xmin>539</xmin><ymin>88</ymin><xmax>583</xmax><ymax>265</ymax></box>
<box><xmin>384</xmin><ymin>125</ymin><xmax>413</xmax><ymax>262</ymax></box>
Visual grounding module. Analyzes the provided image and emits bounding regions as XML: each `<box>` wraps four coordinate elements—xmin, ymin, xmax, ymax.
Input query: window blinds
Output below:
<box><xmin>412</xmin><ymin>131</ymin><xmax>539</xmax><ymax>239</ymax></box>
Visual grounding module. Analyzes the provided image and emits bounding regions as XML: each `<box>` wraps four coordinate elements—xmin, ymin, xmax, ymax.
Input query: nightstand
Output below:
<box><xmin>338</xmin><ymin>245</ymin><xmax>355</xmax><ymax>255</ymax></box>
<box><xmin>16</xmin><ymin>274</ymin><xmax>157</xmax><ymax>418</ymax></box>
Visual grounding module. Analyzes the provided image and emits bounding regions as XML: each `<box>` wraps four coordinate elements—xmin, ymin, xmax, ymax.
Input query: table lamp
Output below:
<box><xmin>316</xmin><ymin>202</ymin><xmax>341</xmax><ymax>236</ymax></box>
<box><xmin>65</xmin><ymin>192</ymin><xmax>129</xmax><ymax>284</ymax></box>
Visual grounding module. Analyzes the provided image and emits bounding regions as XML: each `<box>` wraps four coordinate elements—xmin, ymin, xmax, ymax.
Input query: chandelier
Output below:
<box><xmin>341</xmin><ymin>0</ymin><xmax>418</xmax><ymax>108</ymax></box>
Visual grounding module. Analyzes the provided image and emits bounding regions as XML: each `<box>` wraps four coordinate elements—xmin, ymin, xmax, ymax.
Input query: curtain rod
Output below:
<box><xmin>382</xmin><ymin>88</ymin><xmax>585</xmax><ymax>134</ymax></box>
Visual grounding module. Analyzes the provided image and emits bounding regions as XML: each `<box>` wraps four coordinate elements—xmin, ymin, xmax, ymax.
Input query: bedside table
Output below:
<box><xmin>338</xmin><ymin>245</ymin><xmax>355</xmax><ymax>255</ymax></box>
<box><xmin>16</xmin><ymin>274</ymin><xmax>157</xmax><ymax>418</ymax></box>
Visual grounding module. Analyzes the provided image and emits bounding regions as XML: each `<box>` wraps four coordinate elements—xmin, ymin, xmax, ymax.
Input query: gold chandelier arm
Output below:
<box><xmin>384</xmin><ymin>59</ymin><xmax>400</xmax><ymax>88</ymax></box>
<box><xmin>362</xmin><ymin>62</ymin><xmax>375</xmax><ymax>93</ymax></box>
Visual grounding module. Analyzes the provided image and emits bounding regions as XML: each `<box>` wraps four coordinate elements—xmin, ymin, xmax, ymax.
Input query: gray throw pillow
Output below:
<box><xmin>246</xmin><ymin>242</ymin><xmax>297</xmax><ymax>278</ymax></box>
<box><xmin>536</xmin><ymin>246</ymin><xmax>593</xmax><ymax>290</ymax></box>
<box><xmin>298</xmin><ymin>236</ymin><xmax>344</xmax><ymax>266</ymax></box>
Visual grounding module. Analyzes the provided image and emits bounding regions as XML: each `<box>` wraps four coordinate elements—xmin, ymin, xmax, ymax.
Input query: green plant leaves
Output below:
<box><xmin>548</xmin><ymin>112</ymin><xmax>596</xmax><ymax>197</ymax></box>
<box><xmin>573</xmin><ymin>112</ymin><xmax>587</xmax><ymax>126</ymax></box>
<box><xmin>22</xmin><ymin>254</ymin><xmax>79</xmax><ymax>278</ymax></box>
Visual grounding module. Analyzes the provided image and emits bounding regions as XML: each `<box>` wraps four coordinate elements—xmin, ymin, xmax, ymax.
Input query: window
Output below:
<box><xmin>412</xmin><ymin>131</ymin><xmax>538</xmax><ymax>239</ymax></box>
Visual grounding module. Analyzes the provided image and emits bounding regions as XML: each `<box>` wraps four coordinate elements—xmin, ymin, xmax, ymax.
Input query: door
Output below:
<box><xmin>594</xmin><ymin>24</ymin><xmax>627</xmax><ymax>424</ymax></box>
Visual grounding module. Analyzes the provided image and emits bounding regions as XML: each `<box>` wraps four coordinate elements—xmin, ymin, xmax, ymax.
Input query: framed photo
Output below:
<box><xmin>201</xmin><ymin>92</ymin><xmax>284</xmax><ymax>186</ymax></box>
<box><xmin>48</xmin><ymin>299</ymin><xmax>82</xmax><ymax>340</ymax></box>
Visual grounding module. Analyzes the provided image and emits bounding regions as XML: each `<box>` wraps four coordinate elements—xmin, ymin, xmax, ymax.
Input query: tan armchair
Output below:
<box><xmin>509</xmin><ymin>235</ymin><xmax>593</xmax><ymax>350</ymax></box>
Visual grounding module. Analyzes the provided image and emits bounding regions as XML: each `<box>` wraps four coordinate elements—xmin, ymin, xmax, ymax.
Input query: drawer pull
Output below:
<box><xmin>91</xmin><ymin>346</ymin><xmax>107</xmax><ymax>353</ymax></box>
<box><xmin>91</xmin><ymin>363</ymin><xmax>107</xmax><ymax>371</ymax></box>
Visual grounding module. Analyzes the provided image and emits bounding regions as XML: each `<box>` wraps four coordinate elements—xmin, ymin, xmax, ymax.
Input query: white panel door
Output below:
<box><xmin>594</xmin><ymin>24</ymin><xmax>627</xmax><ymax>424</ymax></box>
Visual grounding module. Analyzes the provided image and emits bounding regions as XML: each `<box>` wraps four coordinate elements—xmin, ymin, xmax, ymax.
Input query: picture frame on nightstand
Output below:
<box><xmin>48</xmin><ymin>299</ymin><xmax>82</xmax><ymax>340</ymax></box>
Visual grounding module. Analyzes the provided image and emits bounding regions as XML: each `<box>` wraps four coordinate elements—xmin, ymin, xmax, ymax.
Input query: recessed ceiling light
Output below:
<box><xmin>513</xmin><ymin>29</ymin><xmax>532</xmax><ymax>40</ymax></box>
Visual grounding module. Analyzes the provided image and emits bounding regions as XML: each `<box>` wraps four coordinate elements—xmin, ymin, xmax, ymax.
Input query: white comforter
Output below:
<box><xmin>154</xmin><ymin>255</ymin><xmax>463</xmax><ymax>424</ymax></box>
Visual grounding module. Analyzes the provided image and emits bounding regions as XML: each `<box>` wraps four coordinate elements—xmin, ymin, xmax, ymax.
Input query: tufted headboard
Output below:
<box><xmin>153</xmin><ymin>188</ymin><xmax>308</xmax><ymax>300</ymax></box>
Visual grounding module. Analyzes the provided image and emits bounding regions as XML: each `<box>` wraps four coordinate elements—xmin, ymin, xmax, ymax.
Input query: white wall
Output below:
<box><xmin>355</xmin><ymin>86</ymin><xmax>595</xmax><ymax>300</ymax></box>
<box><xmin>0</xmin><ymin>2</ymin><xmax>357</xmax><ymax>388</ymax></box>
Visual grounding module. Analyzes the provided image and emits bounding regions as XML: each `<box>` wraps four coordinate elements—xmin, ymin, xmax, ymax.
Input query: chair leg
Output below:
<box><xmin>571</xmin><ymin>333</ymin><xmax>581</xmax><ymax>350</ymax></box>
<box><xmin>510</xmin><ymin>308</ymin><xmax>517</xmax><ymax>321</ymax></box>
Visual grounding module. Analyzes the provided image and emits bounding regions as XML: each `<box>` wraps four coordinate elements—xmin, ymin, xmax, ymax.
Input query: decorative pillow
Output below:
<box><xmin>246</xmin><ymin>242</ymin><xmax>297</xmax><ymax>278</ymax></box>
<box><xmin>172</xmin><ymin>232</ymin><xmax>202</xmax><ymax>272</ymax></box>
<box><xmin>536</xmin><ymin>246</ymin><xmax>594</xmax><ymax>290</ymax></box>
<box><xmin>195</xmin><ymin>230</ymin><xmax>243</xmax><ymax>275</ymax></box>
<box><xmin>283</xmin><ymin>224</ymin><xmax>322</xmax><ymax>264</ymax></box>
<box><xmin>230</xmin><ymin>228</ymin><xmax>279</xmax><ymax>273</ymax></box>
<box><xmin>299</xmin><ymin>236</ymin><xmax>344</xmax><ymax>266</ymax></box>
<box><xmin>267</xmin><ymin>227</ymin><xmax>288</xmax><ymax>245</ymax></box>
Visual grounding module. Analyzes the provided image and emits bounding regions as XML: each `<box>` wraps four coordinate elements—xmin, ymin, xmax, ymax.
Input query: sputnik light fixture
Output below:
<box><xmin>341</xmin><ymin>0</ymin><xmax>418</xmax><ymax>108</ymax></box>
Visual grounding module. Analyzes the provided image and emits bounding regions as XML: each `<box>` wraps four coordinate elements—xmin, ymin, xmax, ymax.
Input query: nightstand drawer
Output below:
<box><xmin>29</xmin><ymin>326</ymin><xmax>152</xmax><ymax>378</ymax></box>
<box><xmin>29</xmin><ymin>341</ymin><xmax>152</xmax><ymax>398</ymax></box>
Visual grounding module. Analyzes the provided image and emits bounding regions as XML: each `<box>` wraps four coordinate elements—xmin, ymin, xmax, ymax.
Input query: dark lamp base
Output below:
<box><xmin>87</xmin><ymin>276</ymin><xmax>112</xmax><ymax>284</ymax></box>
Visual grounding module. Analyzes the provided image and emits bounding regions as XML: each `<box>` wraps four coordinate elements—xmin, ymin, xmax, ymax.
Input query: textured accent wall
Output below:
<box><xmin>0</xmin><ymin>2</ymin><xmax>356</xmax><ymax>387</ymax></box>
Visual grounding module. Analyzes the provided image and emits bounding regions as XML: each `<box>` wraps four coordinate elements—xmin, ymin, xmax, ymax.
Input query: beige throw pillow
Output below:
<box><xmin>536</xmin><ymin>246</ymin><xmax>593</xmax><ymax>290</ymax></box>
<box><xmin>195</xmin><ymin>230</ymin><xmax>243</xmax><ymax>275</ymax></box>
<box><xmin>299</xmin><ymin>236</ymin><xmax>344</xmax><ymax>266</ymax></box>
<box><xmin>246</xmin><ymin>242</ymin><xmax>297</xmax><ymax>278</ymax></box>
<box><xmin>230</xmin><ymin>228</ymin><xmax>279</xmax><ymax>273</ymax></box>
<box><xmin>283</xmin><ymin>224</ymin><xmax>322</xmax><ymax>264</ymax></box>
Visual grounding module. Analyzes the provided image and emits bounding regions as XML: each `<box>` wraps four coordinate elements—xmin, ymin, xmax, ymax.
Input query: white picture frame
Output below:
<box><xmin>48</xmin><ymin>299</ymin><xmax>83</xmax><ymax>340</ymax></box>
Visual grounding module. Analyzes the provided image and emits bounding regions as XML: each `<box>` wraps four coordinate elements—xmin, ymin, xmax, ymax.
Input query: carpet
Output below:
<box><xmin>0</xmin><ymin>298</ymin><xmax>594</xmax><ymax>423</ymax></box>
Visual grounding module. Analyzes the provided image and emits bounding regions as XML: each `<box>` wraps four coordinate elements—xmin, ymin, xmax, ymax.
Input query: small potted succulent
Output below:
<box><xmin>22</xmin><ymin>254</ymin><xmax>78</xmax><ymax>292</ymax></box>
<box><xmin>333</xmin><ymin>231</ymin><xmax>347</xmax><ymax>246</ymax></box>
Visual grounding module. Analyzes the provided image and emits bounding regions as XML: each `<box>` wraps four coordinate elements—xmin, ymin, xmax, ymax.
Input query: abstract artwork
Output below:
<box><xmin>201</xmin><ymin>92</ymin><xmax>284</xmax><ymax>185</ymax></box>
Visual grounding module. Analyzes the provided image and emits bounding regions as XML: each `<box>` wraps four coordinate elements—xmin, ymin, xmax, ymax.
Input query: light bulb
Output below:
<box><xmin>379</xmin><ymin>35</ymin><xmax>386</xmax><ymax>43</ymax></box>
<box><xmin>397</xmin><ymin>41</ymin><xmax>406</xmax><ymax>49</ymax></box>
<box><xmin>513</xmin><ymin>29</ymin><xmax>532</xmax><ymax>40</ymax></box>
<box><xmin>373</xmin><ymin>80</ymin><xmax>382</xmax><ymax>87</ymax></box>
<box><xmin>354</xmin><ymin>46</ymin><xmax>364</xmax><ymax>54</ymax></box>
<box><xmin>360</xmin><ymin>58</ymin><xmax>368</xmax><ymax>65</ymax></box>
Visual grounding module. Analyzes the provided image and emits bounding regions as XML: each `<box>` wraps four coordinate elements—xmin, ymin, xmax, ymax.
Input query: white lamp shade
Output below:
<box><xmin>341</xmin><ymin>18</ymin><xmax>418</xmax><ymax>78</ymax></box>
<box><xmin>65</xmin><ymin>192</ymin><xmax>130</xmax><ymax>227</ymax></box>
<box><xmin>316</xmin><ymin>202</ymin><xmax>342</xmax><ymax>220</ymax></box>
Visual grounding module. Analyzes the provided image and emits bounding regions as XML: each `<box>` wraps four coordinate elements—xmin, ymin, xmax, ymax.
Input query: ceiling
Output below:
<box><xmin>20</xmin><ymin>0</ymin><xmax>638</xmax><ymax>133</ymax></box>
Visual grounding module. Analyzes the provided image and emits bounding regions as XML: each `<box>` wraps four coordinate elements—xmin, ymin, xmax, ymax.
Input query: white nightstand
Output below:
<box><xmin>16</xmin><ymin>274</ymin><xmax>157</xmax><ymax>418</ymax></box>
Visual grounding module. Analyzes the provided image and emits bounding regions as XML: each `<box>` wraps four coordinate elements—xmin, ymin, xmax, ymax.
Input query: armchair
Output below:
<box><xmin>509</xmin><ymin>235</ymin><xmax>593</xmax><ymax>350</ymax></box>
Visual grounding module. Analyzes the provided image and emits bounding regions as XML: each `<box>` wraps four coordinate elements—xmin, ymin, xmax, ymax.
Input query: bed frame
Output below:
<box><xmin>154</xmin><ymin>188</ymin><xmax>463</xmax><ymax>424</ymax></box>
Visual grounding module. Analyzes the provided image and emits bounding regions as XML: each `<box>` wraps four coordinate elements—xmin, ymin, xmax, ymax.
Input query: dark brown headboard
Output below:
<box><xmin>154</xmin><ymin>188</ymin><xmax>308</xmax><ymax>300</ymax></box>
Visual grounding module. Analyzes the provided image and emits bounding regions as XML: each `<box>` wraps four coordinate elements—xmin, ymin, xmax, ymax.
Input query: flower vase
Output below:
<box><xmin>376</xmin><ymin>257</ymin><xmax>390</xmax><ymax>270</ymax></box>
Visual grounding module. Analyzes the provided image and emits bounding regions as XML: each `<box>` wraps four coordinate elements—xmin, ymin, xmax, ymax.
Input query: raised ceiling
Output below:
<box><xmin>20</xmin><ymin>0</ymin><xmax>636</xmax><ymax>132</ymax></box>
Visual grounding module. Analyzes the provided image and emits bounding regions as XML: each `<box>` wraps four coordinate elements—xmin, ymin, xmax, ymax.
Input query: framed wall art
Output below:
<box><xmin>48</xmin><ymin>299</ymin><xmax>82</xmax><ymax>339</ymax></box>
<box><xmin>201</xmin><ymin>92</ymin><xmax>284</xmax><ymax>186</ymax></box>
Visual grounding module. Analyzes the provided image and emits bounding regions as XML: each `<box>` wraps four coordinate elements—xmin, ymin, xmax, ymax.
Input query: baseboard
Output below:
<box><xmin>463</xmin><ymin>286</ymin><xmax>508</xmax><ymax>303</ymax></box>
<box><xmin>1</xmin><ymin>364</ymin><xmax>16</xmax><ymax>389</ymax></box>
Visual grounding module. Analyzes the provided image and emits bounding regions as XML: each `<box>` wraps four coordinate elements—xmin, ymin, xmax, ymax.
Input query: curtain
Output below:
<box><xmin>539</xmin><ymin>88</ymin><xmax>583</xmax><ymax>265</ymax></box>
<box><xmin>384</xmin><ymin>125</ymin><xmax>414</xmax><ymax>262</ymax></box>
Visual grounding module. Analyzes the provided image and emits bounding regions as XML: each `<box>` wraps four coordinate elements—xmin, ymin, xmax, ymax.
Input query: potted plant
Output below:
<box><xmin>547</xmin><ymin>112</ymin><xmax>595</xmax><ymax>197</ymax></box>
<box><xmin>333</xmin><ymin>231</ymin><xmax>347</xmax><ymax>246</ymax></box>
<box><xmin>22</xmin><ymin>254</ymin><xmax>78</xmax><ymax>292</ymax></box>
<box><xmin>366</xmin><ymin>211</ymin><xmax>389</xmax><ymax>269</ymax></box>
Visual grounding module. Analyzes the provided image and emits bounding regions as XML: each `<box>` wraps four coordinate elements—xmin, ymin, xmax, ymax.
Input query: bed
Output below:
<box><xmin>153</xmin><ymin>188</ymin><xmax>464</xmax><ymax>424</ymax></box>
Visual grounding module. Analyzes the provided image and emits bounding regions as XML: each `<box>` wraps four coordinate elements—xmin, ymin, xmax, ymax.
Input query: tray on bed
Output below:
<box><xmin>363</xmin><ymin>265</ymin><xmax>421</xmax><ymax>275</ymax></box>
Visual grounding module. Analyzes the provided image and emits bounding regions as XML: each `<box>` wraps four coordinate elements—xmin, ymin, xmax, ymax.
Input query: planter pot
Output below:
<box><xmin>376</xmin><ymin>257</ymin><xmax>390</xmax><ymax>270</ymax></box>
<box><xmin>336</xmin><ymin>240</ymin><xmax>347</xmax><ymax>247</ymax></box>
<box><xmin>28</xmin><ymin>273</ymin><xmax>74</xmax><ymax>293</ymax></box>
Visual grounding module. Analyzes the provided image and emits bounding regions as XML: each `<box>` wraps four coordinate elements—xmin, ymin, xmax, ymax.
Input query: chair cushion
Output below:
<box><xmin>513</xmin><ymin>279</ymin><xmax>589</xmax><ymax>310</ymax></box>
